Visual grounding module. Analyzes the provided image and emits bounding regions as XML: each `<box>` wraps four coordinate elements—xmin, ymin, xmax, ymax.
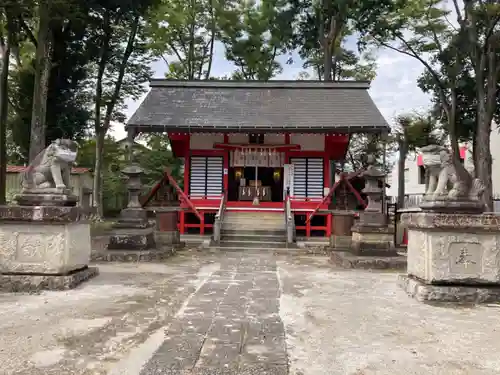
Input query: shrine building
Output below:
<box><xmin>127</xmin><ymin>80</ymin><xmax>389</xmax><ymax>237</ymax></box>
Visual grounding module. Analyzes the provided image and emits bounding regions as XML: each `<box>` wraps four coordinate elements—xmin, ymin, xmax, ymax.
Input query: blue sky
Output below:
<box><xmin>111</xmin><ymin>39</ymin><xmax>432</xmax><ymax>139</ymax></box>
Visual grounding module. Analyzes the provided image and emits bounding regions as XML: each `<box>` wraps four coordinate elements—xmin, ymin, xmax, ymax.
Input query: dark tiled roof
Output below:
<box><xmin>127</xmin><ymin>80</ymin><xmax>389</xmax><ymax>133</ymax></box>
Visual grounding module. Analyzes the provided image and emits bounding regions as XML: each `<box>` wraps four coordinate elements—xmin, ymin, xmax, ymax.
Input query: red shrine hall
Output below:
<box><xmin>127</xmin><ymin>80</ymin><xmax>389</xmax><ymax>237</ymax></box>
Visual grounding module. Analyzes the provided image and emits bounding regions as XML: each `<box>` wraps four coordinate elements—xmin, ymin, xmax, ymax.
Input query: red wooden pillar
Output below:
<box><xmin>324</xmin><ymin>156</ymin><xmax>330</xmax><ymax>195</ymax></box>
<box><xmin>184</xmin><ymin>153</ymin><xmax>190</xmax><ymax>196</ymax></box>
<box><xmin>306</xmin><ymin>213</ymin><xmax>311</xmax><ymax>237</ymax></box>
<box><xmin>326</xmin><ymin>213</ymin><xmax>332</xmax><ymax>237</ymax></box>
<box><xmin>223</xmin><ymin>134</ymin><xmax>229</xmax><ymax>193</ymax></box>
<box><xmin>200</xmin><ymin>212</ymin><xmax>205</xmax><ymax>235</ymax></box>
<box><xmin>179</xmin><ymin>211</ymin><xmax>185</xmax><ymax>234</ymax></box>
<box><xmin>182</xmin><ymin>148</ymin><xmax>190</xmax><ymax>235</ymax></box>
<box><xmin>284</xmin><ymin>133</ymin><xmax>290</xmax><ymax>164</ymax></box>
<box><xmin>223</xmin><ymin>151</ymin><xmax>229</xmax><ymax>192</ymax></box>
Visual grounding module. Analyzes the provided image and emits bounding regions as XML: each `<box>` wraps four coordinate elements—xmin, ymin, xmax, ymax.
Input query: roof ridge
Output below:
<box><xmin>149</xmin><ymin>79</ymin><xmax>371</xmax><ymax>90</ymax></box>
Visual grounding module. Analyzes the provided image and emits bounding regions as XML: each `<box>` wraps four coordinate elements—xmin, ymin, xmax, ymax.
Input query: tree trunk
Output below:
<box><xmin>397</xmin><ymin>138</ymin><xmax>408</xmax><ymax>209</ymax></box>
<box><xmin>29</xmin><ymin>0</ymin><xmax>52</xmax><ymax>162</ymax></box>
<box><xmin>475</xmin><ymin>104</ymin><xmax>493</xmax><ymax>210</ymax></box>
<box><xmin>92</xmin><ymin>10</ymin><xmax>111</xmax><ymax>218</ymax></box>
<box><xmin>323</xmin><ymin>40</ymin><xmax>333</xmax><ymax>81</ymax></box>
<box><xmin>472</xmin><ymin>129</ymin><xmax>478</xmax><ymax>171</ymax></box>
<box><xmin>0</xmin><ymin>27</ymin><xmax>12</xmax><ymax>205</ymax></box>
<box><xmin>205</xmin><ymin>0</ymin><xmax>216</xmax><ymax>79</ymax></box>
<box><xmin>93</xmin><ymin>14</ymin><xmax>139</xmax><ymax>218</ymax></box>
<box><xmin>93</xmin><ymin>130</ymin><xmax>105</xmax><ymax>218</ymax></box>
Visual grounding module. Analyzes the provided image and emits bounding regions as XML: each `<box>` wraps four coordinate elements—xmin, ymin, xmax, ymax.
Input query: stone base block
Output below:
<box><xmin>155</xmin><ymin>231</ymin><xmax>182</xmax><ymax>246</ymax></box>
<box><xmin>0</xmin><ymin>214</ymin><xmax>91</xmax><ymax>275</ymax></box>
<box><xmin>0</xmin><ymin>266</ymin><xmax>99</xmax><ymax>293</ymax></box>
<box><xmin>16</xmin><ymin>190</ymin><xmax>78</xmax><ymax>207</ymax></box>
<box><xmin>330</xmin><ymin>251</ymin><xmax>406</xmax><ymax>270</ymax></box>
<box><xmin>329</xmin><ymin>235</ymin><xmax>352</xmax><ymax>250</ymax></box>
<box><xmin>108</xmin><ymin>227</ymin><xmax>156</xmax><ymax>251</ymax></box>
<box><xmin>398</xmin><ymin>274</ymin><xmax>500</xmax><ymax>304</ymax></box>
<box><xmin>351</xmin><ymin>226</ymin><xmax>396</xmax><ymax>256</ymax></box>
<box><xmin>92</xmin><ymin>249</ymin><xmax>175</xmax><ymax>262</ymax></box>
<box><xmin>419</xmin><ymin>199</ymin><xmax>485</xmax><ymax>214</ymax></box>
<box><xmin>402</xmin><ymin>212</ymin><xmax>500</xmax><ymax>285</ymax></box>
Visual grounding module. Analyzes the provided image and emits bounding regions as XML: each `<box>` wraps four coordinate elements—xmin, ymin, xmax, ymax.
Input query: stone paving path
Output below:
<box><xmin>139</xmin><ymin>254</ymin><xmax>288</xmax><ymax>375</ymax></box>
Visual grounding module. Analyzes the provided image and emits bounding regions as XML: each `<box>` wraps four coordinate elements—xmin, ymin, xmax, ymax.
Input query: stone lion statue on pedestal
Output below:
<box><xmin>420</xmin><ymin>144</ymin><xmax>484</xmax><ymax>202</ymax></box>
<box><xmin>21</xmin><ymin>139</ymin><xmax>79</xmax><ymax>191</ymax></box>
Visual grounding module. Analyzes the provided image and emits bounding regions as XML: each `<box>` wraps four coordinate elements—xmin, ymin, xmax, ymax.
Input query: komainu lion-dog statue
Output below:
<box><xmin>420</xmin><ymin>144</ymin><xmax>484</xmax><ymax>202</ymax></box>
<box><xmin>21</xmin><ymin>139</ymin><xmax>79</xmax><ymax>191</ymax></box>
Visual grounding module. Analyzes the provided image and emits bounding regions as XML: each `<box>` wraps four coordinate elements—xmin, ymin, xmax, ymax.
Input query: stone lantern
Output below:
<box><xmin>348</xmin><ymin>156</ymin><xmax>397</xmax><ymax>258</ymax></box>
<box><xmin>106</xmin><ymin>164</ymin><xmax>156</xmax><ymax>256</ymax></box>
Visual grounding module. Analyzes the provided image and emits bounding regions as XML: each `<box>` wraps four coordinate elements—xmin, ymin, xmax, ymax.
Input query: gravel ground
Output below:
<box><xmin>1</xmin><ymin>251</ymin><xmax>500</xmax><ymax>375</ymax></box>
<box><xmin>279</xmin><ymin>256</ymin><xmax>500</xmax><ymax>375</ymax></box>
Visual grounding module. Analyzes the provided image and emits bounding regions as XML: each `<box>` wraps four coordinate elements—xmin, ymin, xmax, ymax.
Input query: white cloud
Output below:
<box><xmin>109</xmin><ymin>45</ymin><xmax>432</xmax><ymax>139</ymax></box>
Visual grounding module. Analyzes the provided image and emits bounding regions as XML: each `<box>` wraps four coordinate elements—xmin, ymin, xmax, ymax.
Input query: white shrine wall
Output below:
<box><xmin>189</xmin><ymin>133</ymin><xmax>224</xmax><ymax>149</ymax></box>
<box><xmin>264</xmin><ymin>134</ymin><xmax>285</xmax><ymax>144</ymax></box>
<box><xmin>290</xmin><ymin>134</ymin><xmax>325</xmax><ymax>151</ymax></box>
<box><xmin>228</xmin><ymin>134</ymin><xmax>248</xmax><ymax>144</ymax></box>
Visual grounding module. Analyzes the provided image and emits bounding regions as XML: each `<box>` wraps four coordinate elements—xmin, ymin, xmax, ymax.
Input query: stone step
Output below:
<box><xmin>208</xmin><ymin>246</ymin><xmax>304</xmax><ymax>255</ymax></box>
<box><xmin>223</xmin><ymin>217</ymin><xmax>284</xmax><ymax>222</ymax></box>
<box><xmin>222</xmin><ymin>225</ymin><xmax>285</xmax><ymax>232</ymax></box>
<box><xmin>225</xmin><ymin>211</ymin><xmax>284</xmax><ymax>217</ymax></box>
<box><xmin>221</xmin><ymin>233</ymin><xmax>286</xmax><ymax>242</ymax></box>
<box><xmin>222</xmin><ymin>226</ymin><xmax>285</xmax><ymax>231</ymax></box>
<box><xmin>224</xmin><ymin>214</ymin><xmax>284</xmax><ymax>222</ymax></box>
<box><xmin>222</xmin><ymin>216</ymin><xmax>285</xmax><ymax>222</ymax></box>
<box><xmin>218</xmin><ymin>240</ymin><xmax>288</xmax><ymax>249</ymax></box>
<box><xmin>222</xmin><ymin>229</ymin><xmax>286</xmax><ymax>236</ymax></box>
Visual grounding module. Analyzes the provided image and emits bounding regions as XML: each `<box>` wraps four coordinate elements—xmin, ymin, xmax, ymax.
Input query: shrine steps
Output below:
<box><xmin>215</xmin><ymin>230</ymin><xmax>293</xmax><ymax>251</ymax></box>
<box><xmin>216</xmin><ymin>211</ymin><xmax>290</xmax><ymax>250</ymax></box>
<box><xmin>222</xmin><ymin>211</ymin><xmax>285</xmax><ymax>232</ymax></box>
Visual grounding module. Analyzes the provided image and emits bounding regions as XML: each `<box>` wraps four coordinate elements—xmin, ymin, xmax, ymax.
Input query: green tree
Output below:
<box><xmin>29</xmin><ymin>0</ymin><xmax>54</xmax><ymax>161</ymax></box>
<box><xmin>137</xmin><ymin>133</ymin><xmax>182</xmax><ymax>188</ymax></box>
<box><xmin>218</xmin><ymin>0</ymin><xmax>294</xmax><ymax>80</ymax></box>
<box><xmin>361</xmin><ymin>0</ymin><xmax>500</xmax><ymax>210</ymax></box>
<box><xmin>89</xmin><ymin>0</ymin><xmax>157</xmax><ymax>217</ymax></box>
<box><xmin>0</xmin><ymin>6</ymin><xmax>14</xmax><ymax>204</ymax></box>
<box><xmin>289</xmin><ymin>0</ymin><xmax>396</xmax><ymax>81</ymax></box>
<box><xmin>0</xmin><ymin>0</ymin><xmax>34</xmax><ymax>203</ymax></box>
<box><xmin>7</xmin><ymin>0</ymin><xmax>95</xmax><ymax>163</ymax></box>
<box><xmin>146</xmin><ymin>0</ymin><xmax>217</xmax><ymax>79</ymax></box>
<box><xmin>393</xmin><ymin>112</ymin><xmax>444</xmax><ymax>207</ymax></box>
<box><xmin>418</xmin><ymin>47</ymin><xmax>500</xmax><ymax>170</ymax></box>
<box><xmin>77</xmin><ymin>137</ymin><xmax>127</xmax><ymax>216</ymax></box>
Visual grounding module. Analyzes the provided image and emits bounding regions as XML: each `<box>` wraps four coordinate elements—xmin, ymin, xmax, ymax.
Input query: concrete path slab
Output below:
<box><xmin>138</xmin><ymin>253</ymin><xmax>288</xmax><ymax>375</ymax></box>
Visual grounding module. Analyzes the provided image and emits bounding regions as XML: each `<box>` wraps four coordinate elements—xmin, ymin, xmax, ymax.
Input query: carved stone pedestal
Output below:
<box><xmin>399</xmin><ymin>211</ymin><xmax>500</xmax><ymax>304</ymax></box>
<box><xmin>330</xmin><ymin>158</ymin><xmax>406</xmax><ymax>269</ymax></box>
<box><xmin>0</xmin><ymin>206</ymin><xmax>98</xmax><ymax>292</ymax></box>
<box><xmin>107</xmin><ymin>208</ymin><xmax>156</xmax><ymax>251</ymax></box>
<box><xmin>331</xmin><ymin>212</ymin><xmax>406</xmax><ymax>270</ymax></box>
<box><xmin>15</xmin><ymin>188</ymin><xmax>78</xmax><ymax>207</ymax></box>
<box><xmin>99</xmin><ymin>165</ymin><xmax>180</xmax><ymax>262</ymax></box>
<box><xmin>351</xmin><ymin>212</ymin><xmax>396</xmax><ymax>256</ymax></box>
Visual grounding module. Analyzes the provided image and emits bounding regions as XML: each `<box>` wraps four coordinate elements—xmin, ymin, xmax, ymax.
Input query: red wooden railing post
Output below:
<box><xmin>164</xmin><ymin>169</ymin><xmax>203</xmax><ymax>221</ymax></box>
